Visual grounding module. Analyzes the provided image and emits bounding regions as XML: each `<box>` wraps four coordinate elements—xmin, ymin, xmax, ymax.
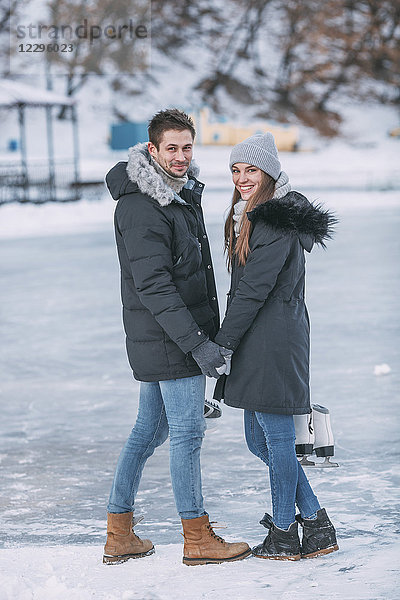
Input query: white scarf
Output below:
<box><xmin>233</xmin><ymin>171</ymin><xmax>291</xmax><ymax>236</ymax></box>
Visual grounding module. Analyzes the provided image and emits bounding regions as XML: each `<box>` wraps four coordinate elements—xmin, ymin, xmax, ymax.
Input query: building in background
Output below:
<box><xmin>108</xmin><ymin>106</ymin><xmax>299</xmax><ymax>151</ymax></box>
<box><xmin>192</xmin><ymin>107</ymin><xmax>299</xmax><ymax>151</ymax></box>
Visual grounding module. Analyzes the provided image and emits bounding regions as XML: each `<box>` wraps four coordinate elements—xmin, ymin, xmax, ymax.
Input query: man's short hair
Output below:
<box><xmin>148</xmin><ymin>109</ymin><xmax>196</xmax><ymax>149</ymax></box>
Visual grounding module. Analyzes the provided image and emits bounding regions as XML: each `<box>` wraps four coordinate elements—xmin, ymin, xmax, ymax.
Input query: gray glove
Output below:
<box><xmin>191</xmin><ymin>339</ymin><xmax>226</xmax><ymax>378</ymax></box>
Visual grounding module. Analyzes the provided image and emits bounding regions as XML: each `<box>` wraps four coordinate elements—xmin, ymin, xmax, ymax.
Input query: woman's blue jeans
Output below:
<box><xmin>107</xmin><ymin>375</ymin><xmax>207</xmax><ymax>520</ymax></box>
<box><xmin>244</xmin><ymin>410</ymin><xmax>321</xmax><ymax>530</ymax></box>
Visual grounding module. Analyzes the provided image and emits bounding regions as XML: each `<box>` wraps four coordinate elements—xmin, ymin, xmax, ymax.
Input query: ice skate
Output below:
<box><xmin>294</xmin><ymin>405</ymin><xmax>339</xmax><ymax>467</ymax></box>
<box><xmin>312</xmin><ymin>405</ymin><xmax>339</xmax><ymax>467</ymax></box>
<box><xmin>204</xmin><ymin>398</ymin><xmax>222</xmax><ymax>418</ymax></box>
<box><xmin>294</xmin><ymin>412</ymin><xmax>316</xmax><ymax>465</ymax></box>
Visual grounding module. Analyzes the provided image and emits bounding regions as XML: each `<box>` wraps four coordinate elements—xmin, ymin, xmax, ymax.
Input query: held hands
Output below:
<box><xmin>218</xmin><ymin>347</ymin><xmax>233</xmax><ymax>376</ymax></box>
<box><xmin>191</xmin><ymin>340</ymin><xmax>233</xmax><ymax>378</ymax></box>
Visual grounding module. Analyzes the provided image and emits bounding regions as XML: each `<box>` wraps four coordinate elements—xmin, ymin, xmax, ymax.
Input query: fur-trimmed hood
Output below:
<box><xmin>106</xmin><ymin>142</ymin><xmax>200</xmax><ymax>207</ymax></box>
<box><xmin>247</xmin><ymin>191</ymin><xmax>337</xmax><ymax>252</ymax></box>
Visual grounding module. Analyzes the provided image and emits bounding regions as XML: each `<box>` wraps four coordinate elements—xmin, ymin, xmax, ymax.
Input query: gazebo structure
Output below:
<box><xmin>0</xmin><ymin>79</ymin><xmax>80</xmax><ymax>204</ymax></box>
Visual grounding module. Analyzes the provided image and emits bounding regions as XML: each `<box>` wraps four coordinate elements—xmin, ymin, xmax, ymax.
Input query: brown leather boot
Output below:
<box><xmin>181</xmin><ymin>514</ymin><xmax>251</xmax><ymax>566</ymax></box>
<box><xmin>103</xmin><ymin>512</ymin><xmax>154</xmax><ymax>564</ymax></box>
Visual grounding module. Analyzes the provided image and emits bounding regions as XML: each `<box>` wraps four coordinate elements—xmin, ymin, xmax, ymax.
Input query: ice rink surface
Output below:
<box><xmin>0</xmin><ymin>147</ymin><xmax>399</xmax><ymax>598</ymax></box>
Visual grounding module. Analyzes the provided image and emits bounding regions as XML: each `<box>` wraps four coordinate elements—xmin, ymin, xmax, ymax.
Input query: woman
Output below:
<box><xmin>214</xmin><ymin>133</ymin><xmax>339</xmax><ymax>561</ymax></box>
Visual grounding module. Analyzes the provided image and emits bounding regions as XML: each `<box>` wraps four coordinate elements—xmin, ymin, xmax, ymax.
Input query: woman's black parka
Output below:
<box><xmin>214</xmin><ymin>191</ymin><xmax>336</xmax><ymax>415</ymax></box>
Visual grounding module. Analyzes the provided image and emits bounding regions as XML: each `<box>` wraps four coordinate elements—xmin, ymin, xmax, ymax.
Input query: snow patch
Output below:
<box><xmin>373</xmin><ymin>364</ymin><xmax>391</xmax><ymax>376</ymax></box>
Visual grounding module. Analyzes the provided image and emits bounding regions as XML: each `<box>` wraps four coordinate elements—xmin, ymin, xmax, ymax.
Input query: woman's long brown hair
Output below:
<box><xmin>224</xmin><ymin>170</ymin><xmax>276</xmax><ymax>270</ymax></box>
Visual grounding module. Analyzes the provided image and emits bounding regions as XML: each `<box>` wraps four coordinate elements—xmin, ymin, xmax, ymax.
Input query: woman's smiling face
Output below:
<box><xmin>231</xmin><ymin>163</ymin><xmax>263</xmax><ymax>200</ymax></box>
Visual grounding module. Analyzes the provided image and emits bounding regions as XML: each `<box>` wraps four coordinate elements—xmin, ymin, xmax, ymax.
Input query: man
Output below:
<box><xmin>104</xmin><ymin>109</ymin><xmax>250</xmax><ymax>566</ymax></box>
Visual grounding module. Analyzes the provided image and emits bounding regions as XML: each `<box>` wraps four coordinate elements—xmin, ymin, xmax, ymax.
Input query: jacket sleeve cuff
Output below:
<box><xmin>214</xmin><ymin>331</ymin><xmax>238</xmax><ymax>351</ymax></box>
<box><xmin>183</xmin><ymin>330</ymin><xmax>209</xmax><ymax>354</ymax></box>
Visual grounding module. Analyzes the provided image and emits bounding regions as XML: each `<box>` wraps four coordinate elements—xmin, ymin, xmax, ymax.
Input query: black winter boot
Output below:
<box><xmin>296</xmin><ymin>508</ymin><xmax>339</xmax><ymax>558</ymax></box>
<box><xmin>252</xmin><ymin>513</ymin><xmax>301</xmax><ymax>561</ymax></box>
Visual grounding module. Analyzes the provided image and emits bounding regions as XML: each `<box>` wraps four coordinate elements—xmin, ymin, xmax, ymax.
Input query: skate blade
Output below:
<box><xmin>103</xmin><ymin>546</ymin><xmax>155</xmax><ymax>564</ymax></box>
<box><xmin>298</xmin><ymin>456</ymin><xmax>316</xmax><ymax>467</ymax></box>
<box><xmin>300</xmin><ymin>457</ymin><xmax>339</xmax><ymax>468</ymax></box>
<box><xmin>301</xmin><ymin>544</ymin><xmax>339</xmax><ymax>559</ymax></box>
<box><xmin>253</xmin><ymin>553</ymin><xmax>301</xmax><ymax>561</ymax></box>
<box><xmin>313</xmin><ymin>458</ymin><xmax>339</xmax><ymax>468</ymax></box>
<box><xmin>183</xmin><ymin>548</ymin><xmax>252</xmax><ymax>566</ymax></box>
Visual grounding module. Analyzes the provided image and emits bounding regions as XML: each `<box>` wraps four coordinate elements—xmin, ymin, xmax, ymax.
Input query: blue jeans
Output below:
<box><xmin>244</xmin><ymin>410</ymin><xmax>321</xmax><ymax>530</ymax></box>
<box><xmin>108</xmin><ymin>375</ymin><xmax>207</xmax><ymax>520</ymax></box>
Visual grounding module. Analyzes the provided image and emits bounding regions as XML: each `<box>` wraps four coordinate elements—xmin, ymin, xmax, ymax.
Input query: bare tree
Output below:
<box><xmin>44</xmin><ymin>0</ymin><xmax>150</xmax><ymax>117</ymax></box>
<box><xmin>6</xmin><ymin>0</ymin><xmax>397</xmax><ymax>135</ymax></box>
<box><xmin>0</xmin><ymin>0</ymin><xmax>31</xmax><ymax>75</ymax></box>
<box><xmin>191</xmin><ymin>0</ymin><xmax>400</xmax><ymax>136</ymax></box>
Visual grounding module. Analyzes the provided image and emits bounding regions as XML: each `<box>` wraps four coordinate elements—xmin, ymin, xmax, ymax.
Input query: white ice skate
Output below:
<box><xmin>294</xmin><ymin>404</ymin><xmax>339</xmax><ymax>468</ymax></box>
<box><xmin>293</xmin><ymin>412</ymin><xmax>316</xmax><ymax>466</ymax></box>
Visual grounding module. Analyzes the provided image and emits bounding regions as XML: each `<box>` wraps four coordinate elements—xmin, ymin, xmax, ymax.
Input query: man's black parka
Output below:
<box><xmin>106</xmin><ymin>143</ymin><xmax>219</xmax><ymax>382</ymax></box>
<box><xmin>214</xmin><ymin>192</ymin><xmax>336</xmax><ymax>415</ymax></box>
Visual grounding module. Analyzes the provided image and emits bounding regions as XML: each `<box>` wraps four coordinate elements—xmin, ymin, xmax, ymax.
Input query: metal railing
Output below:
<box><xmin>0</xmin><ymin>160</ymin><xmax>82</xmax><ymax>204</ymax></box>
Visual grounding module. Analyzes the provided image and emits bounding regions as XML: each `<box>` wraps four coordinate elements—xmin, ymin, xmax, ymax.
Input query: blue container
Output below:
<box><xmin>110</xmin><ymin>122</ymin><xmax>148</xmax><ymax>150</ymax></box>
<box><xmin>8</xmin><ymin>139</ymin><xmax>18</xmax><ymax>151</ymax></box>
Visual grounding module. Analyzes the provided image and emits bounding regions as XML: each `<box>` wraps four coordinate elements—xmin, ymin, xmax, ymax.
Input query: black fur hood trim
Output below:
<box><xmin>247</xmin><ymin>191</ymin><xmax>337</xmax><ymax>248</ymax></box>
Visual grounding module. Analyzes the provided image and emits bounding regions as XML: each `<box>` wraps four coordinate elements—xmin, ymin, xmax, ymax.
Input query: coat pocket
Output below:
<box><xmin>172</xmin><ymin>234</ymin><xmax>202</xmax><ymax>274</ymax></box>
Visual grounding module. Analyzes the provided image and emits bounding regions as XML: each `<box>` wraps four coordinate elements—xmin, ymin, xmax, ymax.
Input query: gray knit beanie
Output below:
<box><xmin>229</xmin><ymin>133</ymin><xmax>281</xmax><ymax>180</ymax></box>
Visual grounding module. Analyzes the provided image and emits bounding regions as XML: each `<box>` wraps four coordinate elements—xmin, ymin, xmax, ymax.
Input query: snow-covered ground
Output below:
<box><xmin>1</xmin><ymin>541</ymin><xmax>399</xmax><ymax>600</ymax></box>
<box><xmin>0</xmin><ymin>143</ymin><xmax>400</xmax><ymax>599</ymax></box>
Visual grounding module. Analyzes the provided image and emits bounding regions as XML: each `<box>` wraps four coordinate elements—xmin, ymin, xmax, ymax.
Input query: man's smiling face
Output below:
<box><xmin>148</xmin><ymin>129</ymin><xmax>193</xmax><ymax>177</ymax></box>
